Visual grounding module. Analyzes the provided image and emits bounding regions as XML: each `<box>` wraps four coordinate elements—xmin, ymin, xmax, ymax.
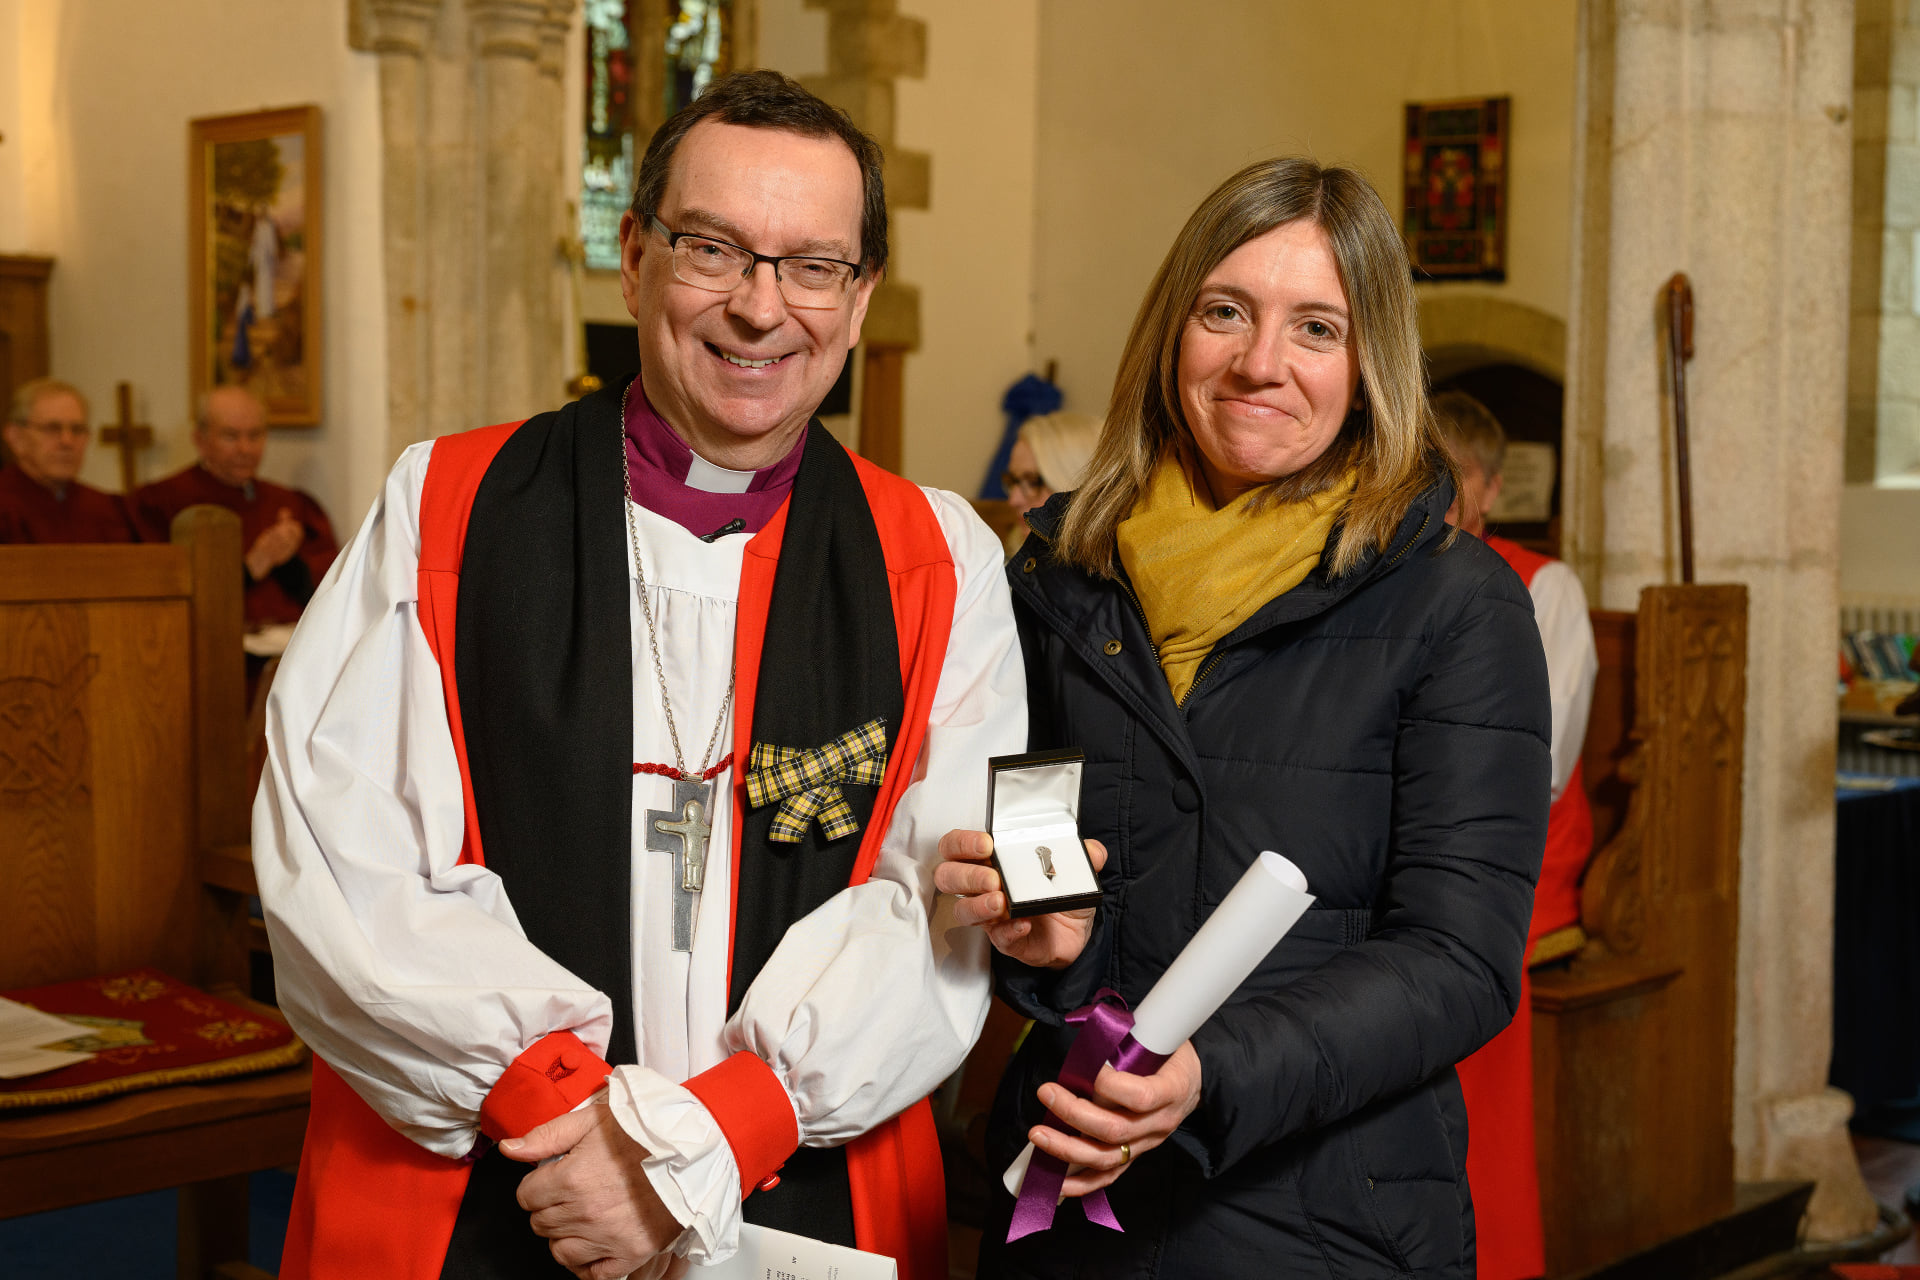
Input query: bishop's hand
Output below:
<box><xmin>934</xmin><ymin>829</ymin><xmax>1105</xmax><ymax>969</ymax></box>
<box><xmin>501</xmin><ymin>1094</ymin><xmax>685</xmax><ymax>1280</ymax></box>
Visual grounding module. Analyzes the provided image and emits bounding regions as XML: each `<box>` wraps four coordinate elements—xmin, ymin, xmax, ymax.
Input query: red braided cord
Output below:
<box><xmin>632</xmin><ymin>753</ymin><xmax>733</xmax><ymax>782</ymax></box>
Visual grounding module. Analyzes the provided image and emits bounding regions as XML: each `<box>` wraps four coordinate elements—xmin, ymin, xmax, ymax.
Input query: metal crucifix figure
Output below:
<box><xmin>646</xmin><ymin>778</ymin><xmax>714</xmax><ymax>952</ymax></box>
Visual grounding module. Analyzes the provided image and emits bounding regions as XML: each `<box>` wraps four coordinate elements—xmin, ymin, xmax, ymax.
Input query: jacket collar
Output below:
<box><xmin>1015</xmin><ymin>467</ymin><xmax>1456</xmax><ymax>679</ymax></box>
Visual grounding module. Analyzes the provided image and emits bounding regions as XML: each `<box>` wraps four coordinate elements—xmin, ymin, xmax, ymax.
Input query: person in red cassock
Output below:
<box><xmin>253</xmin><ymin>71</ymin><xmax>1024</xmax><ymax>1280</ymax></box>
<box><xmin>131</xmin><ymin>385</ymin><xmax>338</xmax><ymax>627</ymax></box>
<box><xmin>1437</xmin><ymin>389</ymin><xmax>1599</xmax><ymax>1280</ymax></box>
<box><xmin>0</xmin><ymin>378</ymin><xmax>139</xmax><ymax>544</ymax></box>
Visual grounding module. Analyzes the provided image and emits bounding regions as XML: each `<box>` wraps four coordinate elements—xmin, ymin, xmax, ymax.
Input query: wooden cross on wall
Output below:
<box><xmin>96</xmin><ymin>381</ymin><xmax>152</xmax><ymax>495</ymax></box>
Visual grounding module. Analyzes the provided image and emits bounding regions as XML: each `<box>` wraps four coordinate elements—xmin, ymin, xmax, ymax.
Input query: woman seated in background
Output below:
<box><xmin>1001</xmin><ymin>410</ymin><xmax>1101</xmax><ymax>555</ymax></box>
<box><xmin>938</xmin><ymin>156</ymin><xmax>1551</xmax><ymax>1277</ymax></box>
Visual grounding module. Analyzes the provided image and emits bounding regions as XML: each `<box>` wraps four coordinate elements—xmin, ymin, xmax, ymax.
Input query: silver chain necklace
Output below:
<box><xmin>620</xmin><ymin>379</ymin><xmax>735</xmax><ymax>781</ymax></box>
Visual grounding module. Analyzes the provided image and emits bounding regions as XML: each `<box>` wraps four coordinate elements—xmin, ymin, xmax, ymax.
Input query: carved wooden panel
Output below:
<box><xmin>0</xmin><ymin>582</ymin><xmax>196</xmax><ymax>988</ymax></box>
<box><xmin>1534</xmin><ymin>583</ymin><xmax>1747</xmax><ymax>1276</ymax></box>
<box><xmin>0</xmin><ymin>607</ymin><xmax>98</xmax><ymax>987</ymax></box>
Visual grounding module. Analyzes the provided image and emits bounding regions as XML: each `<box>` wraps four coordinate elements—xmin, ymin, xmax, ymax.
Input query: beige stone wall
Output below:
<box><xmin>1030</xmin><ymin>0</ymin><xmax>1577</xmax><ymax>428</ymax></box>
<box><xmin>1849</xmin><ymin>0</ymin><xmax>1920</xmax><ymax>484</ymax></box>
<box><xmin>0</xmin><ymin>0</ymin><xmax>390</xmax><ymax>531</ymax></box>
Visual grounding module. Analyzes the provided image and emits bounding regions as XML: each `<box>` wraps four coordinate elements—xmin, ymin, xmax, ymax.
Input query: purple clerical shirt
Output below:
<box><xmin>623</xmin><ymin>381</ymin><xmax>804</xmax><ymax>538</ymax></box>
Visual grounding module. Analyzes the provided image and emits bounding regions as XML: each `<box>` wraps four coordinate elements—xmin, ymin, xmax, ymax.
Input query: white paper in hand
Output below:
<box><xmin>693</xmin><ymin>1223</ymin><xmax>897</xmax><ymax>1279</ymax></box>
<box><xmin>1002</xmin><ymin>851</ymin><xmax>1314</xmax><ymax>1195</ymax></box>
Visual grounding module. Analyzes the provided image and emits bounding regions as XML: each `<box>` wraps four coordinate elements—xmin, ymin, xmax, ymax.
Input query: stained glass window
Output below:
<box><xmin>664</xmin><ymin>1</ymin><xmax>732</xmax><ymax>120</ymax></box>
<box><xmin>581</xmin><ymin>0</ymin><xmax>637</xmax><ymax>270</ymax></box>
<box><xmin>580</xmin><ymin>0</ymin><xmax>735</xmax><ymax>271</ymax></box>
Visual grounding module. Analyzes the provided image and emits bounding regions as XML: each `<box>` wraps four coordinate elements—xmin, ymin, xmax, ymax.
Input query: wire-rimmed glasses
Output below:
<box><xmin>647</xmin><ymin>213</ymin><xmax>862</xmax><ymax>310</ymax></box>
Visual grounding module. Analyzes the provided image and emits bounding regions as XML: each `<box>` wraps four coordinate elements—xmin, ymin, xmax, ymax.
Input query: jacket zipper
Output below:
<box><xmin>1383</xmin><ymin>512</ymin><xmax>1431</xmax><ymax>568</ymax></box>
<box><xmin>1117</xmin><ymin>577</ymin><xmax>1161</xmax><ymax>664</ymax></box>
<box><xmin>1181</xmin><ymin>651</ymin><xmax>1228</xmax><ymax>707</ymax></box>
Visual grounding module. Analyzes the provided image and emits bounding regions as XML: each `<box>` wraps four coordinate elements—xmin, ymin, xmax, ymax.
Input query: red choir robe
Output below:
<box><xmin>132</xmin><ymin>464</ymin><xmax>339</xmax><ymax>626</ymax></box>
<box><xmin>0</xmin><ymin>465</ymin><xmax>140</xmax><ymax>544</ymax></box>
<box><xmin>1456</xmin><ymin>535</ymin><xmax>1597</xmax><ymax>1280</ymax></box>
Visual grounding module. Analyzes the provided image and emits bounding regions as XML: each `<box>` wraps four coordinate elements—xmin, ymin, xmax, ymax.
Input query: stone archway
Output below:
<box><xmin>1419</xmin><ymin>293</ymin><xmax>1568</xmax><ymax>384</ymax></box>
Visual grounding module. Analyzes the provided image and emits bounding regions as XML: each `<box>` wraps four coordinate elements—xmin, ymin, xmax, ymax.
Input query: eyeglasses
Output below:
<box><xmin>647</xmin><ymin>214</ymin><xmax>863</xmax><ymax>310</ymax></box>
<box><xmin>21</xmin><ymin>420</ymin><xmax>90</xmax><ymax>441</ymax></box>
<box><xmin>1002</xmin><ymin>471</ymin><xmax>1048</xmax><ymax>496</ymax></box>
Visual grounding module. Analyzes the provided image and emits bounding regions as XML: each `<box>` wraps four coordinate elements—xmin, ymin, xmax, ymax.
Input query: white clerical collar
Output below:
<box><xmin>683</xmin><ymin>451</ymin><xmax>756</xmax><ymax>494</ymax></box>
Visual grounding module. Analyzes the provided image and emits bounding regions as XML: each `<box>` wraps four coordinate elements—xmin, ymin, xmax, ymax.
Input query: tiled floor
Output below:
<box><xmin>1855</xmin><ymin>1133</ymin><xmax>1920</xmax><ymax>1264</ymax></box>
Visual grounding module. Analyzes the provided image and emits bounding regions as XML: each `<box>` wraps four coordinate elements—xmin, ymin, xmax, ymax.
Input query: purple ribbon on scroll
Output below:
<box><xmin>1005</xmin><ymin>989</ymin><xmax>1169</xmax><ymax>1243</ymax></box>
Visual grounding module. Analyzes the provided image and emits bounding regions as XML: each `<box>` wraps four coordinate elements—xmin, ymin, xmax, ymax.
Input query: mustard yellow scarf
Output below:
<box><xmin>1116</xmin><ymin>449</ymin><xmax>1355</xmax><ymax>704</ymax></box>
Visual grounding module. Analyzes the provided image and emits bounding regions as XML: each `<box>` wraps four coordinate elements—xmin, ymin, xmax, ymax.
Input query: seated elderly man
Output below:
<box><xmin>133</xmin><ymin>385</ymin><xmax>338</xmax><ymax>628</ymax></box>
<box><xmin>0</xmin><ymin>378</ymin><xmax>140</xmax><ymax>543</ymax></box>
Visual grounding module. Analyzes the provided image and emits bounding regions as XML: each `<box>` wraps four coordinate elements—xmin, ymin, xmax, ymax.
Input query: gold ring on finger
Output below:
<box><xmin>1119</xmin><ymin>1142</ymin><xmax>1131</xmax><ymax>1165</ymax></box>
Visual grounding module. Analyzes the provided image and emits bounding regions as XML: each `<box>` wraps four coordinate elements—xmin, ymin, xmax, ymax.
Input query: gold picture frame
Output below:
<box><xmin>189</xmin><ymin>105</ymin><xmax>323</xmax><ymax>427</ymax></box>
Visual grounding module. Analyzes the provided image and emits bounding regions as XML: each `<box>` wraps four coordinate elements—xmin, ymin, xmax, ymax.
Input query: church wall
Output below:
<box><xmin>1029</xmin><ymin>0</ymin><xmax>1577</xmax><ymax>430</ymax></box>
<box><xmin>891</xmin><ymin>0</ymin><xmax>1040</xmax><ymax>493</ymax></box>
<box><xmin>1841</xmin><ymin>484</ymin><xmax>1920</xmax><ymax>597</ymax></box>
<box><xmin>9</xmin><ymin>0</ymin><xmax>389</xmax><ymax>533</ymax></box>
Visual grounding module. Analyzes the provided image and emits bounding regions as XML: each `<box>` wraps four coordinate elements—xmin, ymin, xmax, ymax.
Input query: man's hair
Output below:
<box><xmin>195</xmin><ymin>385</ymin><xmax>267</xmax><ymax>433</ymax></box>
<box><xmin>1054</xmin><ymin>156</ymin><xmax>1453</xmax><ymax>579</ymax></box>
<box><xmin>629</xmin><ymin>69</ymin><xmax>888</xmax><ymax>277</ymax></box>
<box><xmin>1430</xmin><ymin>389</ymin><xmax>1507</xmax><ymax>480</ymax></box>
<box><xmin>9</xmin><ymin>377</ymin><xmax>88</xmax><ymax>426</ymax></box>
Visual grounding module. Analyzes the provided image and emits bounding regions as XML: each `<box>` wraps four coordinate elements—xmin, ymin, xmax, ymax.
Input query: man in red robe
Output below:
<box><xmin>254</xmin><ymin>71</ymin><xmax>1023</xmax><ymax>1280</ymax></box>
<box><xmin>0</xmin><ymin>378</ymin><xmax>139</xmax><ymax>544</ymax></box>
<box><xmin>1438</xmin><ymin>389</ymin><xmax>1599</xmax><ymax>1280</ymax></box>
<box><xmin>131</xmin><ymin>385</ymin><xmax>338</xmax><ymax>626</ymax></box>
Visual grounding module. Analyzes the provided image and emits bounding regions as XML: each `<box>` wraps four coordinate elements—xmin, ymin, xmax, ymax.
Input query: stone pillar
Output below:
<box><xmin>471</xmin><ymin>0</ymin><xmax>550</xmax><ymax>423</ymax></box>
<box><xmin>1564</xmin><ymin>0</ymin><xmax>1875</xmax><ymax>1241</ymax></box>
<box><xmin>352</xmin><ymin>0</ymin><xmax>573</xmax><ymax>453</ymax></box>
<box><xmin>1847</xmin><ymin>0</ymin><xmax>1920</xmax><ymax>482</ymax></box>
<box><xmin>348</xmin><ymin>0</ymin><xmax>442</xmax><ymax>462</ymax></box>
<box><xmin>800</xmin><ymin>0</ymin><xmax>928</xmax><ymax>470</ymax></box>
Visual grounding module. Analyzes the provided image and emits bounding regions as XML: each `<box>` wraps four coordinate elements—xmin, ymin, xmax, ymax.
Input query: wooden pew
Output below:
<box><xmin>0</xmin><ymin>507</ymin><xmax>309</xmax><ymax>1279</ymax></box>
<box><xmin>1532</xmin><ymin>584</ymin><xmax>1749</xmax><ymax>1275</ymax></box>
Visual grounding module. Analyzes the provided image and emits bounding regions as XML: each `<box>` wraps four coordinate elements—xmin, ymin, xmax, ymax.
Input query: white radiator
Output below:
<box><xmin>1841</xmin><ymin>593</ymin><xmax>1920</xmax><ymax>637</ymax></box>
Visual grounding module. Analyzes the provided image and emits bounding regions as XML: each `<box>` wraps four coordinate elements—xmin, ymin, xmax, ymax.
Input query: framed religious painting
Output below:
<box><xmin>189</xmin><ymin>105</ymin><xmax>323</xmax><ymax>426</ymax></box>
<box><xmin>1402</xmin><ymin>96</ymin><xmax>1509</xmax><ymax>282</ymax></box>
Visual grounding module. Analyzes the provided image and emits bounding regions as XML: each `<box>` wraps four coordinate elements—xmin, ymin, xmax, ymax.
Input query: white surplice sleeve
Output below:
<box><xmin>1528</xmin><ymin>559</ymin><xmax>1599</xmax><ymax>801</ymax></box>
<box><xmin>606</xmin><ymin>487</ymin><xmax>1025</xmax><ymax>1262</ymax></box>
<box><xmin>254</xmin><ymin>442</ymin><xmax>614</xmax><ymax>1158</ymax></box>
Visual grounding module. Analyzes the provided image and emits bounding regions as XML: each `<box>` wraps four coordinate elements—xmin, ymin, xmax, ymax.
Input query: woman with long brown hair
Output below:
<box><xmin>939</xmin><ymin>157</ymin><xmax>1550</xmax><ymax>1275</ymax></box>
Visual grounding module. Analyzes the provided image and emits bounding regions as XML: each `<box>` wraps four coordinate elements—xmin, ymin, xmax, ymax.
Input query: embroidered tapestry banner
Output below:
<box><xmin>1402</xmin><ymin>96</ymin><xmax>1510</xmax><ymax>282</ymax></box>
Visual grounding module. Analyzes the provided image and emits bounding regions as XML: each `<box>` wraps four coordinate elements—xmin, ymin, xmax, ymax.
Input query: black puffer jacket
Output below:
<box><xmin>979</xmin><ymin>475</ymin><xmax>1550</xmax><ymax>1279</ymax></box>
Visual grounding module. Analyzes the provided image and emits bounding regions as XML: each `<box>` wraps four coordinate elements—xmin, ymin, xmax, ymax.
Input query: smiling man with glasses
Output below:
<box><xmin>258</xmin><ymin>70</ymin><xmax>1022</xmax><ymax>1280</ymax></box>
<box><xmin>0</xmin><ymin>377</ymin><xmax>138</xmax><ymax>543</ymax></box>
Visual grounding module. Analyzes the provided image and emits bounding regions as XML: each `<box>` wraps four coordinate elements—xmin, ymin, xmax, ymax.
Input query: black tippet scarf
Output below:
<box><xmin>439</xmin><ymin>380</ymin><xmax>903</xmax><ymax>1274</ymax></box>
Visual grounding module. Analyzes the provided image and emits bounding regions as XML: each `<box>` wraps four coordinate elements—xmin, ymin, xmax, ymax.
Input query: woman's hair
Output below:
<box><xmin>1053</xmin><ymin>156</ymin><xmax>1453</xmax><ymax>578</ymax></box>
<box><xmin>1019</xmin><ymin>410</ymin><xmax>1102</xmax><ymax>494</ymax></box>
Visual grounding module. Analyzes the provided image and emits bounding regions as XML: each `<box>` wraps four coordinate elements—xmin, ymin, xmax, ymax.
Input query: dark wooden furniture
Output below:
<box><xmin>1533</xmin><ymin>584</ymin><xmax>1749</xmax><ymax>1276</ymax></box>
<box><xmin>0</xmin><ymin>253</ymin><xmax>54</xmax><ymax>468</ymax></box>
<box><xmin>0</xmin><ymin>507</ymin><xmax>310</xmax><ymax>1279</ymax></box>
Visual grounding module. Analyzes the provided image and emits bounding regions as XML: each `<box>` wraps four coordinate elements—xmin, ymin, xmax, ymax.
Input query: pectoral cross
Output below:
<box><xmin>646</xmin><ymin>778</ymin><xmax>713</xmax><ymax>952</ymax></box>
<box><xmin>96</xmin><ymin>382</ymin><xmax>152</xmax><ymax>495</ymax></box>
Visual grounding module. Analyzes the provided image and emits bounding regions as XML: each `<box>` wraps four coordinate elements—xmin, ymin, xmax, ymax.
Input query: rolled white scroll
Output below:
<box><xmin>1002</xmin><ymin>850</ymin><xmax>1315</xmax><ymax>1194</ymax></box>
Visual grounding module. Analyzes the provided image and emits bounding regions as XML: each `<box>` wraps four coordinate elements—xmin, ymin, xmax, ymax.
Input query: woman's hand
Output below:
<box><xmin>1030</xmin><ymin>1041</ymin><xmax>1202</xmax><ymax>1197</ymax></box>
<box><xmin>933</xmin><ymin>829</ymin><xmax>1105</xmax><ymax>969</ymax></box>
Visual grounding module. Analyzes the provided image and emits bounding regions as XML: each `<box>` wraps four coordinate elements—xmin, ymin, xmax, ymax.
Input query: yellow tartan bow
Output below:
<box><xmin>745</xmin><ymin>718</ymin><xmax>889</xmax><ymax>843</ymax></box>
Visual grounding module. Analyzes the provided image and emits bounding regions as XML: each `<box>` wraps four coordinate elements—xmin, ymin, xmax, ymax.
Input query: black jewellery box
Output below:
<box><xmin>986</xmin><ymin>748</ymin><xmax>1104</xmax><ymax>919</ymax></box>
